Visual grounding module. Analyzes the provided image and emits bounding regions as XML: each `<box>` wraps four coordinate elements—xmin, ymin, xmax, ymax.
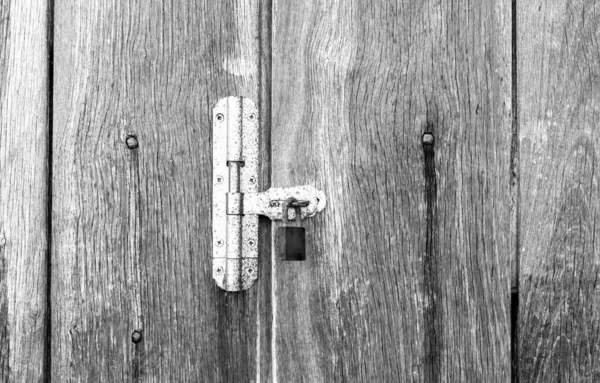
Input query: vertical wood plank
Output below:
<box><xmin>519</xmin><ymin>1</ymin><xmax>600</xmax><ymax>381</ymax></box>
<box><xmin>52</xmin><ymin>1</ymin><xmax>268</xmax><ymax>381</ymax></box>
<box><xmin>0</xmin><ymin>1</ymin><xmax>49</xmax><ymax>381</ymax></box>
<box><xmin>272</xmin><ymin>0</ymin><xmax>512</xmax><ymax>381</ymax></box>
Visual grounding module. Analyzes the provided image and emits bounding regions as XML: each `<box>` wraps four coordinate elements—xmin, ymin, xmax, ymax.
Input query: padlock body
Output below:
<box><xmin>276</xmin><ymin>226</ymin><xmax>306</xmax><ymax>261</ymax></box>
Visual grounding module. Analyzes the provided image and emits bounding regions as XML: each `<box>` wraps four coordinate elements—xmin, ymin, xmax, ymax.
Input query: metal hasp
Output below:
<box><xmin>213</xmin><ymin>96</ymin><xmax>326</xmax><ymax>291</ymax></box>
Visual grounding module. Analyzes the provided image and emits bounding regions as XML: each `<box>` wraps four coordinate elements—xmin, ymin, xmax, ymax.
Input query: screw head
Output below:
<box><xmin>249</xmin><ymin>176</ymin><xmax>256</xmax><ymax>184</ymax></box>
<box><xmin>216</xmin><ymin>239</ymin><xmax>224</xmax><ymax>247</ymax></box>
<box><xmin>126</xmin><ymin>135</ymin><xmax>139</xmax><ymax>149</ymax></box>
<box><xmin>216</xmin><ymin>113</ymin><xmax>224</xmax><ymax>121</ymax></box>
<box><xmin>248</xmin><ymin>239</ymin><xmax>255</xmax><ymax>246</ymax></box>
<box><xmin>216</xmin><ymin>176</ymin><xmax>224</xmax><ymax>184</ymax></box>
<box><xmin>131</xmin><ymin>330</ymin><xmax>143</xmax><ymax>344</ymax></box>
<box><xmin>248</xmin><ymin>114</ymin><xmax>255</xmax><ymax>121</ymax></box>
<box><xmin>215</xmin><ymin>267</ymin><xmax>223</xmax><ymax>274</ymax></box>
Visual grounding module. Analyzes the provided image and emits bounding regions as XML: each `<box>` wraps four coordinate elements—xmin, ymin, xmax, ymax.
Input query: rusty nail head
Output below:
<box><xmin>216</xmin><ymin>176</ymin><xmax>224</xmax><ymax>184</ymax></box>
<box><xmin>422</xmin><ymin>133</ymin><xmax>434</xmax><ymax>145</ymax></box>
<box><xmin>131</xmin><ymin>330</ymin><xmax>142</xmax><ymax>343</ymax></box>
<box><xmin>126</xmin><ymin>135</ymin><xmax>139</xmax><ymax>149</ymax></box>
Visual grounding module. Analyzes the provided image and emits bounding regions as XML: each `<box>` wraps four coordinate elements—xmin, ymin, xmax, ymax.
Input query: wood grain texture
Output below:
<box><xmin>519</xmin><ymin>1</ymin><xmax>600</xmax><ymax>381</ymax></box>
<box><xmin>272</xmin><ymin>0</ymin><xmax>512</xmax><ymax>381</ymax></box>
<box><xmin>52</xmin><ymin>1</ymin><xmax>268</xmax><ymax>381</ymax></box>
<box><xmin>0</xmin><ymin>0</ymin><xmax>49</xmax><ymax>381</ymax></box>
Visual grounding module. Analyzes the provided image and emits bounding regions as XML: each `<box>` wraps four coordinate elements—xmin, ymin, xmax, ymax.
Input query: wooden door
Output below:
<box><xmin>0</xmin><ymin>0</ymin><xmax>598</xmax><ymax>382</ymax></box>
<box><xmin>271</xmin><ymin>1</ymin><xmax>512</xmax><ymax>381</ymax></box>
<box><xmin>50</xmin><ymin>1</ymin><xmax>268</xmax><ymax>381</ymax></box>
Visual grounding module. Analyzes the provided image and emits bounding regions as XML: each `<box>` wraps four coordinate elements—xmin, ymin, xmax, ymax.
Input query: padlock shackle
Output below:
<box><xmin>281</xmin><ymin>197</ymin><xmax>302</xmax><ymax>225</ymax></box>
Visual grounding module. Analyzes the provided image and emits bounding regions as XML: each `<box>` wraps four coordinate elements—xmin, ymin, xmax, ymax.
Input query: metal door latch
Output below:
<box><xmin>212</xmin><ymin>96</ymin><xmax>326</xmax><ymax>291</ymax></box>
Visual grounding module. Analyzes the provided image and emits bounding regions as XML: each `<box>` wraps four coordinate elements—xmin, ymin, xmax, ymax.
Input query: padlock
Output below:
<box><xmin>276</xmin><ymin>197</ymin><xmax>306</xmax><ymax>261</ymax></box>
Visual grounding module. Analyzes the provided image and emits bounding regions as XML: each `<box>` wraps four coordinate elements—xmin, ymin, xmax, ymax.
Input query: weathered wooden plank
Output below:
<box><xmin>518</xmin><ymin>1</ymin><xmax>600</xmax><ymax>381</ymax></box>
<box><xmin>272</xmin><ymin>0</ymin><xmax>512</xmax><ymax>381</ymax></box>
<box><xmin>52</xmin><ymin>1</ymin><xmax>268</xmax><ymax>381</ymax></box>
<box><xmin>0</xmin><ymin>0</ymin><xmax>49</xmax><ymax>381</ymax></box>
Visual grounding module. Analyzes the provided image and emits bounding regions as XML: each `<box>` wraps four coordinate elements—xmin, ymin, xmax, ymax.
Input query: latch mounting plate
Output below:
<box><xmin>212</xmin><ymin>97</ymin><xmax>326</xmax><ymax>291</ymax></box>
